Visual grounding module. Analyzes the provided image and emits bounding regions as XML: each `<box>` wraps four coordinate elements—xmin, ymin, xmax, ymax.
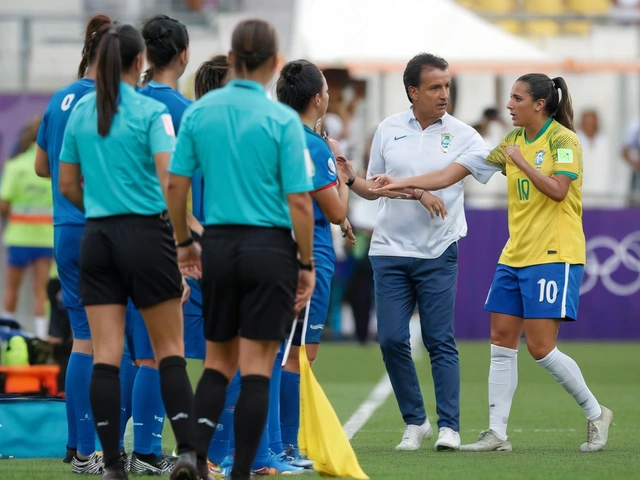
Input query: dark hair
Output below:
<box><xmin>403</xmin><ymin>53</ymin><xmax>449</xmax><ymax>104</ymax></box>
<box><xmin>276</xmin><ymin>60</ymin><xmax>324</xmax><ymax>113</ymax></box>
<box><xmin>231</xmin><ymin>19</ymin><xmax>278</xmax><ymax>74</ymax></box>
<box><xmin>194</xmin><ymin>55</ymin><xmax>231</xmax><ymax>99</ymax></box>
<box><xmin>77</xmin><ymin>13</ymin><xmax>112</xmax><ymax>79</ymax></box>
<box><xmin>517</xmin><ymin>73</ymin><xmax>575</xmax><ymax>132</ymax></box>
<box><xmin>96</xmin><ymin>24</ymin><xmax>144</xmax><ymax>137</ymax></box>
<box><xmin>141</xmin><ymin>14</ymin><xmax>189</xmax><ymax>83</ymax></box>
<box><xmin>13</xmin><ymin>115</ymin><xmax>41</xmax><ymax>157</ymax></box>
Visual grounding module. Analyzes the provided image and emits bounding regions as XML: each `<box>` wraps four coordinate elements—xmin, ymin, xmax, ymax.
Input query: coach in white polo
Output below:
<box><xmin>337</xmin><ymin>53</ymin><xmax>499</xmax><ymax>452</ymax></box>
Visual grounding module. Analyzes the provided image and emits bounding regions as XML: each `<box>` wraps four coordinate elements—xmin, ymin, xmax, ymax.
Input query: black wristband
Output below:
<box><xmin>298</xmin><ymin>259</ymin><xmax>314</xmax><ymax>271</ymax></box>
<box><xmin>345</xmin><ymin>176</ymin><xmax>356</xmax><ymax>187</ymax></box>
<box><xmin>177</xmin><ymin>237</ymin><xmax>194</xmax><ymax>248</ymax></box>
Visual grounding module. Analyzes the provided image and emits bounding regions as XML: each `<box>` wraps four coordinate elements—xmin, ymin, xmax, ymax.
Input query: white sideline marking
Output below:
<box><xmin>343</xmin><ymin>315</ymin><xmax>421</xmax><ymax>440</ymax></box>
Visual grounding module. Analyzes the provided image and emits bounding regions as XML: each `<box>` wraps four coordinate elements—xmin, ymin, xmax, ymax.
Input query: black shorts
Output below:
<box><xmin>201</xmin><ymin>225</ymin><xmax>298</xmax><ymax>342</ymax></box>
<box><xmin>79</xmin><ymin>214</ymin><xmax>183</xmax><ymax>308</ymax></box>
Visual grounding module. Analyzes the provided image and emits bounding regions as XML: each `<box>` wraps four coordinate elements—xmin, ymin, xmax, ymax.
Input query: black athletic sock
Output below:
<box><xmin>90</xmin><ymin>363</ymin><xmax>121</xmax><ymax>468</ymax></box>
<box><xmin>231</xmin><ymin>375</ymin><xmax>270</xmax><ymax>478</ymax></box>
<box><xmin>194</xmin><ymin>369</ymin><xmax>229</xmax><ymax>465</ymax></box>
<box><xmin>158</xmin><ymin>356</ymin><xmax>195</xmax><ymax>454</ymax></box>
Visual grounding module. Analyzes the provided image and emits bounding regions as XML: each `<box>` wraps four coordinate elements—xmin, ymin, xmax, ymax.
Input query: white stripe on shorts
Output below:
<box><xmin>561</xmin><ymin>262</ymin><xmax>570</xmax><ymax>318</ymax></box>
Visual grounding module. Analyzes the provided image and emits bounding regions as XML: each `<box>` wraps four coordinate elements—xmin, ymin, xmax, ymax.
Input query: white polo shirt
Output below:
<box><xmin>367</xmin><ymin>108</ymin><xmax>499</xmax><ymax>259</ymax></box>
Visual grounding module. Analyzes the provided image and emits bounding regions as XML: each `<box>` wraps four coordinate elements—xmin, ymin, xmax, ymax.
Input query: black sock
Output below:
<box><xmin>158</xmin><ymin>356</ymin><xmax>195</xmax><ymax>454</ymax></box>
<box><xmin>194</xmin><ymin>369</ymin><xmax>229</xmax><ymax>464</ymax></box>
<box><xmin>90</xmin><ymin>363</ymin><xmax>121</xmax><ymax>468</ymax></box>
<box><xmin>231</xmin><ymin>375</ymin><xmax>270</xmax><ymax>478</ymax></box>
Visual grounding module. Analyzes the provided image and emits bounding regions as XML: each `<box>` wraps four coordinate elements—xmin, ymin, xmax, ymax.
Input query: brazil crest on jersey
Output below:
<box><xmin>485</xmin><ymin>119</ymin><xmax>585</xmax><ymax>267</ymax></box>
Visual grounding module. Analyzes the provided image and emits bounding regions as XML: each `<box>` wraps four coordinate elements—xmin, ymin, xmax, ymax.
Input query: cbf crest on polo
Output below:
<box><xmin>441</xmin><ymin>133</ymin><xmax>453</xmax><ymax>153</ymax></box>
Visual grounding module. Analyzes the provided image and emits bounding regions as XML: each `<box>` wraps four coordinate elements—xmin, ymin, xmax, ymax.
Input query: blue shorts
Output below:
<box><xmin>7</xmin><ymin>246</ymin><xmax>53</xmax><ymax>268</ymax></box>
<box><xmin>485</xmin><ymin>263</ymin><xmax>584</xmax><ymax>321</ymax></box>
<box><xmin>293</xmin><ymin>261</ymin><xmax>334</xmax><ymax>345</ymax></box>
<box><xmin>54</xmin><ymin>225</ymin><xmax>91</xmax><ymax>340</ymax></box>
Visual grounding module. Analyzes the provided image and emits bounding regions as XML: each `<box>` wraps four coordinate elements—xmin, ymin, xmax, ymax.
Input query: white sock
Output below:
<box><xmin>536</xmin><ymin>347</ymin><xmax>602</xmax><ymax>421</ymax></box>
<box><xmin>34</xmin><ymin>316</ymin><xmax>48</xmax><ymax>340</ymax></box>
<box><xmin>488</xmin><ymin>344</ymin><xmax>518</xmax><ymax>440</ymax></box>
<box><xmin>1</xmin><ymin>311</ymin><xmax>16</xmax><ymax>320</ymax></box>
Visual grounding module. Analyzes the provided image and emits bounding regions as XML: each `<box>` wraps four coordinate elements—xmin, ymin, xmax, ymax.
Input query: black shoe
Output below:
<box><xmin>169</xmin><ymin>451</ymin><xmax>198</xmax><ymax>480</ymax></box>
<box><xmin>102</xmin><ymin>462</ymin><xmax>128</xmax><ymax>480</ymax></box>
<box><xmin>63</xmin><ymin>446</ymin><xmax>77</xmax><ymax>463</ymax></box>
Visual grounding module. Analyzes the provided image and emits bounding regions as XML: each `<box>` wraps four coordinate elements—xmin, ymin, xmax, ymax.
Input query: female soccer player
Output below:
<box><xmin>34</xmin><ymin>13</ymin><xmax>112</xmax><ymax>473</ymax></box>
<box><xmin>166</xmin><ymin>19</ymin><xmax>316</xmax><ymax>480</ymax></box>
<box><xmin>369</xmin><ymin>73</ymin><xmax>613</xmax><ymax>453</ymax></box>
<box><xmin>122</xmin><ymin>14</ymin><xmax>192</xmax><ymax>475</ymax></box>
<box><xmin>275</xmin><ymin>59</ymin><xmax>354</xmax><ymax>465</ymax></box>
<box><xmin>58</xmin><ymin>23</ymin><xmax>198</xmax><ymax>480</ymax></box>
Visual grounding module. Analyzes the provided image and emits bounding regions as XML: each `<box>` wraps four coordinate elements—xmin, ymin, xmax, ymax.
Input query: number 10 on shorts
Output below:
<box><xmin>537</xmin><ymin>278</ymin><xmax>558</xmax><ymax>303</ymax></box>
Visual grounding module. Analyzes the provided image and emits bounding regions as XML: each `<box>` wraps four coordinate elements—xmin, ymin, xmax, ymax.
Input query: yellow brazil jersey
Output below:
<box><xmin>485</xmin><ymin>119</ymin><xmax>585</xmax><ymax>267</ymax></box>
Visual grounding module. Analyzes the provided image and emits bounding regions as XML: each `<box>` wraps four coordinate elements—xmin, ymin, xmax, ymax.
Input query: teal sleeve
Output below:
<box><xmin>169</xmin><ymin>112</ymin><xmax>198</xmax><ymax>178</ymax></box>
<box><xmin>59</xmin><ymin>112</ymin><xmax>79</xmax><ymax>165</ymax></box>
<box><xmin>280</xmin><ymin>116</ymin><xmax>313</xmax><ymax>195</ymax></box>
<box><xmin>149</xmin><ymin>107</ymin><xmax>176</xmax><ymax>156</ymax></box>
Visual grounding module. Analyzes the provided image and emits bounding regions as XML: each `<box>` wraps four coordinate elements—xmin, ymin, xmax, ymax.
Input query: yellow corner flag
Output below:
<box><xmin>298</xmin><ymin>344</ymin><xmax>369</xmax><ymax>479</ymax></box>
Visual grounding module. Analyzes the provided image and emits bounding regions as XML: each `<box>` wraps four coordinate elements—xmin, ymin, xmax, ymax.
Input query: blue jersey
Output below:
<box><xmin>138</xmin><ymin>81</ymin><xmax>191</xmax><ymax>133</ymax></box>
<box><xmin>36</xmin><ymin>78</ymin><xmax>94</xmax><ymax>226</ymax></box>
<box><xmin>60</xmin><ymin>82</ymin><xmax>175</xmax><ymax>218</ymax></box>
<box><xmin>304</xmin><ymin>125</ymin><xmax>338</xmax><ymax>262</ymax></box>
<box><xmin>139</xmin><ymin>81</ymin><xmax>204</xmax><ymax>222</ymax></box>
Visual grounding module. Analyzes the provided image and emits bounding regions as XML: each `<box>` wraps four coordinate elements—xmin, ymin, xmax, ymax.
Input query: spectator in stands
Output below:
<box><xmin>577</xmin><ymin>109</ymin><xmax>611</xmax><ymax>206</ymax></box>
<box><xmin>622</xmin><ymin>117</ymin><xmax>640</xmax><ymax>206</ymax></box>
<box><xmin>466</xmin><ymin>107</ymin><xmax>509</xmax><ymax>207</ymax></box>
<box><xmin>0</xmin><ymin>116</ymin><xmax>53</xmax><ymax>341</ymax></box>
<box><xmin>612</xmin><ymin>0</ymin><xmax>640</xmax><ymax>24</ymax></box>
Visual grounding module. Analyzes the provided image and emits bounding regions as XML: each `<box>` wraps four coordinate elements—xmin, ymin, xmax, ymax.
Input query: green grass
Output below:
<box><xmin>1</xmin><ymin>342</ymin><xmax>639</xmax><ymax>479</ymax></box>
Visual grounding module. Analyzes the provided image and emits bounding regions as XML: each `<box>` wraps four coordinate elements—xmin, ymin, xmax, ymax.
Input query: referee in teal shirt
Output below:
<box><xmin>166</xmin><ymin>19</ymin><xmax>316</xmax><ymax>480</ymax></box>
<box><xmin>58</xmin><ymin>23</ymin><xmax>198</xmax><ymax>480</ymax></box>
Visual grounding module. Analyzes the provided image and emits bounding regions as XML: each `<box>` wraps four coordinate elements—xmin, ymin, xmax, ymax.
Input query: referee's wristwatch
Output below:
<box><xmin>345</xmin><ymin>176</ymin><xmax>356</xmax><ymax>187</ymax></box>
<box><xmin>298</xmin><ymin>259</ymin><xmax>314</xmax><ymax>271</ymax></box>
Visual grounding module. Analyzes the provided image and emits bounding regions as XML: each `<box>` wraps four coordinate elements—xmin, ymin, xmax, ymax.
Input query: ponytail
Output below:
<box><xmin>95</xmin><ymin>24</ymin><xmax>144</xmax><ymax>137</ymax></box>
<box><xmin>77</xmin><ymin>13</ymin><xmax>112</xmax><ymax>79</ymax></box>
<box><xmin>551</xmin><ymin>77</ymin><xmax>574</xmax><ymax>132</ymax></box>
<box><xmin>517</xmin><ymin>73</ymin><xmax>575</xmax><ymax>132</ymax></box>
<box><xmin>96</xmin><ymin>30</ymin><xmax>121</xmax><ymax>137</ymax></box>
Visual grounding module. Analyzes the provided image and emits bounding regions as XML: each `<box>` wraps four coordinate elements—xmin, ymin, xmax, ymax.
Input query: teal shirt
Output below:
<box><xmin>60</xmin><ymin>82</ymin><xmax>175</xmax><ymax>219</ymax></box>
<box><xmin>169</xmin><ymin>79</ymin><xmax>313</xmax><ymax>229</ymax></box>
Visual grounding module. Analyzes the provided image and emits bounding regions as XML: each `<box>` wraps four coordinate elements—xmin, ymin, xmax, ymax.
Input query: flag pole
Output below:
<box><xmin>281</xmin><ymin>300</ymin><xmax>311</xmax><ymax>367</ymax></box>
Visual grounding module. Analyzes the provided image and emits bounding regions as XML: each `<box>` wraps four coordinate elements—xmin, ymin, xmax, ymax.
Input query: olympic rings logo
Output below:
<box><xmin>580</xmin><ymin>231</ymin><xmax>640</xmax><ymax>297</ymax></box>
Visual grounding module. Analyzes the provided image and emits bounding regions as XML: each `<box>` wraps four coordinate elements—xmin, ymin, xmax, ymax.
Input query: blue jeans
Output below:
<box><xmin>370</xmin><ymin>242</ymin><xmax>460</xmax><ymax>431</ymax></box>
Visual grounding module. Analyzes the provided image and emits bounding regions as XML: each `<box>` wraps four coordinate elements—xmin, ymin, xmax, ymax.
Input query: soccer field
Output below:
<box><xmin>2</xmin><ymin>342</ymin><xmax>639</xmax><ymax>479</ymax></box>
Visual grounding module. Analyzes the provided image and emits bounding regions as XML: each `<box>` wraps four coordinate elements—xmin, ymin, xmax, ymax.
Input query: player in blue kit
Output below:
<box><xmin>123</xmin><ymin>14</ymin><xmax>194</xmax><ymax>475</ymax></box>
<box><xmin>275</xmin><ymin>59</ymin><xmax>355</xmax><ymax>465</ymax></box>
<box><xmin>34</xmin><ymin>13</ymin><xmax>112</xmax><ymax>474</ymax></box>
<box><xmin>58</xmin><ymin>23</ymin><xmax>198</xmax><ymax>480</ymax></box>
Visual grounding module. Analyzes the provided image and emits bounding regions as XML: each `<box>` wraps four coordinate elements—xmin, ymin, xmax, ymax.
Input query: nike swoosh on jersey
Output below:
<box><xmin>394</xmin><ymin>135</ymin><xmax>407</xmax><ymax>141</ymax></box>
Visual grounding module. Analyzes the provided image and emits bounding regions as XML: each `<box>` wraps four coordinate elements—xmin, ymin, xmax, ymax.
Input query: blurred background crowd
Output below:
<box><xmin>2</xmin><ymin>0</ymin><xmax>640</xmax><ymax>354</ymax></box>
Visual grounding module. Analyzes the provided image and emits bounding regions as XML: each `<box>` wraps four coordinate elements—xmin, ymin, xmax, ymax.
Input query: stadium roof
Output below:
<box><xmin>290</xmin><ymin>0</ymin><xmax>554</xmax><ymax>72</ymax></box>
